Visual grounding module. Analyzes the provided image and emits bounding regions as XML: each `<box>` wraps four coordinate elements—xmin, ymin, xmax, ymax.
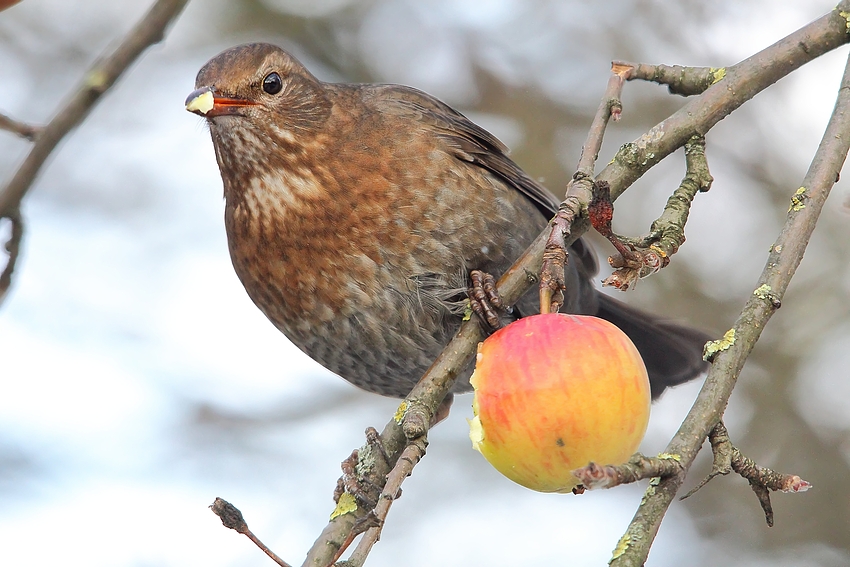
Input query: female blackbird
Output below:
<box><xmin>186</xmin><ymin>43</ymin><xmax>709</xmax><ymax>399</ymax></box>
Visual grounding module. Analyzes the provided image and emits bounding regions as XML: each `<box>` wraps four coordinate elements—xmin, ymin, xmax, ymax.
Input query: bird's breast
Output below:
<box><xmin>222</xmin><ymin>162</ymin><xmax>440</xmax><ymax>336</ymax></box>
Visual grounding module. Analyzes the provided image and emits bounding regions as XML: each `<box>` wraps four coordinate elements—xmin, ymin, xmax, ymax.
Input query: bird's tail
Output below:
<box><xmin>596</xmin><ymin>294</ymin><xmax>711</xmax><ymax>399</ymax></box>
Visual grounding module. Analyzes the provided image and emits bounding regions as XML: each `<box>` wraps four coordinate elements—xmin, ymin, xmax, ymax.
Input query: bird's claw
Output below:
<box><xmin>468</xmin><ymin>270</ymin><xmax>509</xmax><ymax>330</ymax></box>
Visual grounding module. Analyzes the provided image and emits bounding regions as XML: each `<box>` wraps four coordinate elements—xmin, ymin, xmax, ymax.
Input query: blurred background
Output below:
<box><xmin>1</xmin><ymin>0</ymin><xmax>849</xmax><ymax>565</ymax></box>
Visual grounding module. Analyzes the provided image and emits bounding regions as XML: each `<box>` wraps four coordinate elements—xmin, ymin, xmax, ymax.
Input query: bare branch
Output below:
<box><xmin>610</xmin><ymin>35</ymin><xmax>850</xmax><ymax>567</ymax></box>
<box><xmin>0</xmin><ymin>209</ymin><xmax>23</xmax><ymax>303</ymax></box>
<box><xmin>618</xmin><ymin>61</ymin><xmax>727</xmax><ymax>96</ymax></box>
<box><xmin>573</xmin><ymin>453</ymin><xmax>683</xmax><ymax>490</ymax></box>
<box><xmin>594</xmin><ymin>135</ymin><xmax>712</xmax><ymax>290</ymax></box>
<box><xmin>680</xmin><ymin>422</ymin><xmax>811</xmax><ymax>527</ymax></box>
<box><xmin>303</xmin><ymin>6</ymin><xmax>850</xmax><ymax>565</ymax></box>
<box><xmin>345</xmin><ymin>436</ymin><xmax>427</xmax><ymax>567</ymax></box>
<box><xmin>0</xmin><ymin>0</ymin><xmax>191</xmax><ymax>219</ymax></box>
<box><xmin>210</xmin><ymin>498</ymin><xmax>293</xmax><ymax>567</ymax></box>
<box><xmin>539</xmin><ymin>63</ymin><xmax>629</xmax><ymax>313</ymax></box>
<box><xmin>0</xmin><ymin>112</ymin><xmax>41</xmax><ymax>141</ymax></box>
<box><xmin>599</xmin><ymin>7</ymin><xmax>850</xmax><ymax>201</ymax></box>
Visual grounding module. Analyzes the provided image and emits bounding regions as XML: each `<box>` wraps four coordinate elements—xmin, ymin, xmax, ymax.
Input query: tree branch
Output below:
<box><xmin>301</xmin><ymin>5</ymin><xmax>850</xmax><ymax>565</ymax></box>
<box><xmin>0</xmin><ymin>0</ymin><xmax>191</xmax><ymax>305</ymax></box>
<box><xmin>573</xmin><ymin>453</ymin><xmax>684</xmax><ymax>490</ymax></box>
<box><xmin>610</xmin><ymin>37</ymin><xmax>850</xmax><ymax>567</ymax></box>
<box><xmin>0</xmin><ymin>111</ymin><xmax>41</xmax><ymax>141</ymax></box>
<box><xmin>210</xmin><ymin>498</ymin><xmax>293</xmax><ymax>567</ymax></box>
<box><xmin>0</xmin><ymin>0</ymin><xmax>190</xmax><ymax>216</ymax></box>
<box><xmin>539</xmin><ymin>62</ymin><xmax>630</xmax><ymax>313</ymax></box>
<box><xmin>0</xmin><ymin>210</ymin><xmax>22</xmax><ymax>303</ymax></box>
<box><xmin>618</xmin><ymin>61</ymin><xmax>726</xmax><ymax>96</ymax></box>
<box><xmin>680</xmin><ymin>421</ymin><xmax>811</xmax><ymax>527</ymax></box>
<box><xmin>344</xmin><ymin>436</ymin><xmax>428</xmax><ymax>567</ymax></box>
<box><xmin>599</xmin><ymin>7</ymin><xmax>850</xmax><ymax>201</ymax></box>
<box><xmin>591</xmin><ymin>135</ymin><xmax>712</xmax><ymax>290</ymax></box>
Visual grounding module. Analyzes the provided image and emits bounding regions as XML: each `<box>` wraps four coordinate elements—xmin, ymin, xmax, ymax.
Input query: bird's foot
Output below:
<box><xmin>468</xmin><ymin>269</ymin><xmax>511</xmax><ymax>330</ymax></box>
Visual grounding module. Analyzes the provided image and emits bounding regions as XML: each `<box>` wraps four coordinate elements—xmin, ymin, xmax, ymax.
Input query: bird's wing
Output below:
<box><xmin>365</xmin><ymin>84</ymin><xmax>561</xmax><ymax>215</ymax></box>
<box><xmin>363</xmin><ymin>83</ymin><xmax>598</xmax><ymax>278</ymax></box>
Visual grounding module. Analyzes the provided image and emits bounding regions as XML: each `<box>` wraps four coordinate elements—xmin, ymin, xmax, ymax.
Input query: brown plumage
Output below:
<box><xmin>187</xmin><ymin>43</ymin><xmax>709</xmax><ymax>399</ymax></box>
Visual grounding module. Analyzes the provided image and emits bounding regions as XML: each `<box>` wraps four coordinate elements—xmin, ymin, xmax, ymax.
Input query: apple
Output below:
<box><xmin>468</xmin><ymin>313</ymin><xmax>650</xmax><ymax>492</ymax></box>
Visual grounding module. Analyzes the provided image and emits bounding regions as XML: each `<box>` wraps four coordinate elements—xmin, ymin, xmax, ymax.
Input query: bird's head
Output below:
<box><xmin>186</xmin><ymin>43</ymin><xmax>336</xmax><ymax>201</ymax></box>
<box><xmin>185</xmin><ymin>43</ymin><xmax>331</xmax><ymax>133</ymax></box>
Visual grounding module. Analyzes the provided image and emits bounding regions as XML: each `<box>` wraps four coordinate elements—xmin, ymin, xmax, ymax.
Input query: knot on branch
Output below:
<box><xmin>396</xmin><ymin>398</ymin><xmax>447</xmax><ymax>439</ymax></box>
<box><xmin>336</xmin><ymin>427</ymin><xmax>392</xmax><ymax>512</ymax></box>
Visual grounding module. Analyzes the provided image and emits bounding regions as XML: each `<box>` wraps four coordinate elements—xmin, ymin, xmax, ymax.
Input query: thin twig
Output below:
<box><xmin>644</xmin><ymin>135</ymin><xmax>713</xmax><ymax>254</ymax></box>
<box><xmin>209</xmin><ymin>498</ymin><xmax>293</xmax><ymax>567</ymax></box>
<box><xmin>617</xmin><ymin>61</ymin><xmax>727</xmax><ymax>96</ymax></box>
<box><xmin>573</xmin><ymin>453</ymin><xmax>683</xmax><ymax>490</ymax></box>
<box><xmin>595</xmin><ymin>135</ymin><xmax>712</xmax><ymax>290</ymax></box>
<box><xmin>0</xmin><ymin>0</ymin><xmax>188</xmax><ymax>287</ymax></box>
<box><xmin>0</xmin><ymin>112</ymin><xmax>41</xmax><ymax>141</ymax></box>
<box><xmin>610</xmin><ymin>37</ymin><xmax>850</xmax><ymax>567</ymax></box>
<box><xmin>680</xmin><ymin>422</ymin><xmax>811</xmax><ymax>527</ymax></box>
<box><xmin>302</xmin><ymin>6</ymin><xmax>850</xmax><ymax>566</ymax></box>
<box><xmin>0</xmin><ymin>209</ymin><xmax>22</xmax><ymax>303</ymax></box>
<box><xmin>539</xmin><ymin>63</ymin><xmax>630</xmax><ymax>313</ymax></box>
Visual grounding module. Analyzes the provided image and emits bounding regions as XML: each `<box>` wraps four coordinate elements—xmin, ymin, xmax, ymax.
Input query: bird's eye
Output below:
<box><xmin>262</xmin><ymin>72</ymin><xmax>283</xmax><ymax>95</ymax></box>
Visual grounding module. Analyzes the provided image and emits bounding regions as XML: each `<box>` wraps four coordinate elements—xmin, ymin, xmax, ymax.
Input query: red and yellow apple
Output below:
<box><xmin>468</xmin><ymin>313</ymin><xmax>650</xmax><ymax>492</ymax></box>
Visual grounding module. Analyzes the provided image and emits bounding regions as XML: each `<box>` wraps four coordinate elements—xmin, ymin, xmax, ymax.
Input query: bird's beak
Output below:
<box><xmin>185</xmin><ymin>87</ymin><xmax>256</xmax><ymax>117</ymax></box>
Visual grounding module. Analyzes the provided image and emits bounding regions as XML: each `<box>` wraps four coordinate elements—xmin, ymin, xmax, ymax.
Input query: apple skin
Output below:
<box><xmin>469</xmin><ymin>313</ymin><xmax>651</xmax><ymax>493</ymax></box>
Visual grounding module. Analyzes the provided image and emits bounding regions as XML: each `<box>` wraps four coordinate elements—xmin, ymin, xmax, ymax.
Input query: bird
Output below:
<box><xmin>185</xmin><ymin>42</ymin><xmax>709</xmax><ymax>400</ymax></box>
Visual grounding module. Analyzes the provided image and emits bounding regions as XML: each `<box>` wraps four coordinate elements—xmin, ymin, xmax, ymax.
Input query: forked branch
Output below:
<box><xmin>680</xmin><ymin>421</ymin><xmax>811</xmax><ymax>527</ymax></box>
<box><xmin>610</xmin><ymin>34</ymin><xmax>850</xmax><ymax>567</ymax></box>
<box><xmin>0</xmin><ymin>0</ymin><xmax>190</xmax><ymax>305</ymax></box>
<box><xmin>300</xmin><ymin>5</ymin><xmax>850</xmax><ymax>566</ymax></box>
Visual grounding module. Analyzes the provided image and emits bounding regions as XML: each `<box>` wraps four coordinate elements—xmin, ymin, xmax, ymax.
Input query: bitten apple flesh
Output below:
<box><xmin>469</xmin><ymin>313</ymin><xmax>651</xmax><ymax>493</ymax></box>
